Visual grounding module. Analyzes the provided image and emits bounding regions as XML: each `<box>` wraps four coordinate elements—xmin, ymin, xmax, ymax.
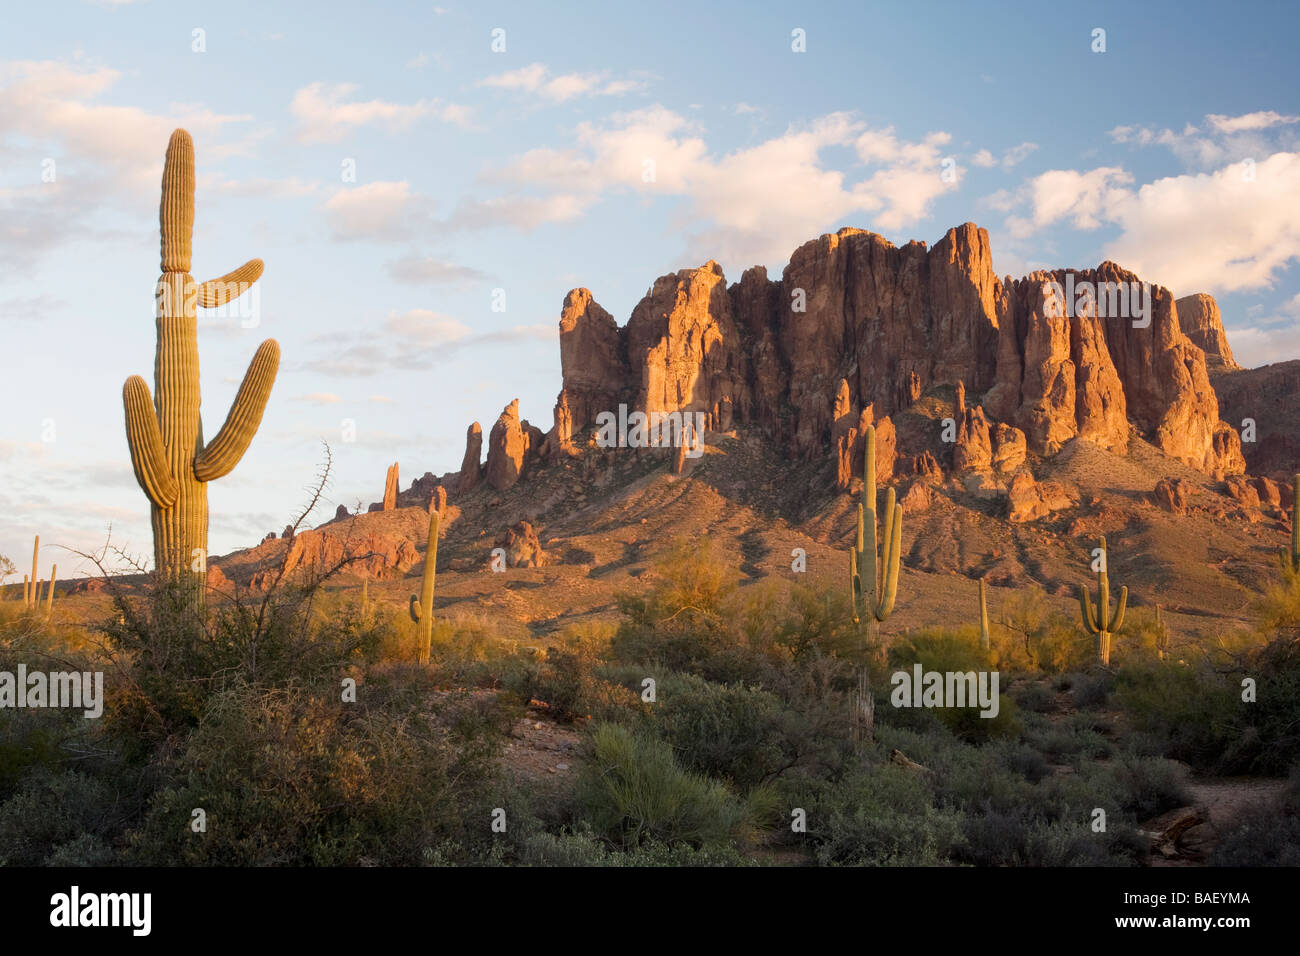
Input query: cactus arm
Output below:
<box><xmin>409</xmin><ymin>595</ymin><xmax>422</xmax><ymax>622</ymax></box>
<box><xmin>878</xmin><ymin>486</ymin><xmax>896</xmax><ymax>594</ymax></box>
<box><xmin>123</xmin><ymin>376</ymin><xmax>179</xmax><ymax>507</ymax></box>
<box><xmin>875</xmin><ymin>502</ymin><xmax>902</xmax><ymax>620</ymax></box>
<box><xmin>1080</xmin><ymin>585</ymin><xmax>1099</xmax><ymax>632</ymax></box>
<box><xmin>1111</xmin><ymin>586</ymin><xmax>1127</xmax><ymax>633</ymax></box>
<box><xmin>197</xmin><ymin>259</ymin><xmax>264</xmax><ymax>308</ymax></box>
<box><xmin>192</xmin><ymin>339</ymin><xmax>280</xmax><ymax>482</ymax></box>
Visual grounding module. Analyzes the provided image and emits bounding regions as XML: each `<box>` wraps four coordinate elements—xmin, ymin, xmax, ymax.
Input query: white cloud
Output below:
<box><xmin>1206</xmin><ymin>111</ymin><xmax>1299</xmax><ymax>134</ymax></box>
<box><xmin>484</xmin><ymin>107</ymin><xmax>958</xmax><ymax>265</ymax></box>
<box><xmin>1104</xmin><ymin>153</ymin><xmax>1300</xmax><ymax>293</ymax></box>
<box><xmin>382</xmin><ymin>309</ymin><xmax>470</xmax><ymax>346</ymax></box>
<box><xmin>479</xmin><ymin>62</ymin><xmax>646</xmax><ymax>102</ymax></box>
<box><xmin>994</xmin><ymin>152</ymin><xmax>1300</xmax><ymax>294</ymax></box>
<box><xmin>971</xmin><ymin>149</ymin><xmax>997</xmax><ymax>168</ymax></box>
<box><xmin>1001</xmin><ymin>142</ymin><xmax>1038</xmax><ymax>167</ymax></box>
<box><xmin>385</xmin><ymin>255</ymin><xmax>486</xmax><ymax>283</ymax></box>
<box><xmin>294</xmin><ymin>392</ymin><xmax>342</xmax><ymax>404</ymax></box>
<box><xmin>1109</xmin><ymin>111</ymin><xmax>1300</xmax><ymax>170</ymax></box>
<box><xmin>290</xmin><ymin>81</ymin><xmax>470</xmax><ymax>144</ymax></box>
<box><xmin>0</xmin><ymin>59</ymin><xmax>255</xmax><ymax>274</ymax></box>
<box><xmin>323</xmin><ymin>181</ymin><xmax>435</xmax><ymax>240</ymax></box>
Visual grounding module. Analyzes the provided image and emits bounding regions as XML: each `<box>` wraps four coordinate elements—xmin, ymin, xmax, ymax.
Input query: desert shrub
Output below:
<box><xmin>506</xmin><ymin>625</ymin><xmax>640</xmax><ymax>723</ymax></box>
<box><xmin>652</xmin><ymin>673</ymin><xmax>819</xmax><ymax>791</ymax></box>
<box><xmin>806</xmin><ymin>766</ymin><xmax>962</xmax><ymax>866</ymax></box>
<box><xmin>772</xmin><ymin>585</ymin><xmax>860</xmax><ymax>663</ymax></box>
<box><xmin>1210</xmin><ymin>809</ymin><xmax>1300</xmax><ymax>866</ymax></box>
<box><xmin>129</xmin><ymin>680</ymin><xmax>506</xmax><ymax>865</ymax></box>
<box><xmin>0</xmin><ymin>769</ymin><xmax>123</xmax><ymax>866</ymax></box>
<box><xmin>574</xmin><ymin>722</ymin><xmax>771</xmax><ymax>851</ymax></box>
<box><xmin>1014</xmin><ymin>680</ymin><xmax>1057</xmax><ymax>713</ymax></box>
<box><xmin>1113</xmin><ymin>660</ymin><xmax>1238</xmax><ymax>772</ymax></box>
<box><xmin>1069</xmin><ymin>670</ymin><xmax>1111</xmax><ymax>709</ymax></box>
<box><xmin>514</xmin><ymin>826</ymin><xmax>755</xmax><ymax>867</ymax></box>
<box><xmin>884</xmin><ymin>629</ymin><xmax>1018</xmax><ymax>741</ymax></box>
<box><xmin>1104</xmin><ymin>756</ymin><xmax>1190</xmax><ymax>819</ymax></box>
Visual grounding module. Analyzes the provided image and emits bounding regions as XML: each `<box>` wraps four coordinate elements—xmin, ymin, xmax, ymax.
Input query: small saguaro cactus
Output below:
<box><xmin>1079</xmin><ymin>536</ymin><xmax>1127</xmax><ymax>668</ymax></box>
<box><xmin>848</xmin><ymin>425</ymin><xmax>902</xmax><ymax>642</ymax></box>
<box><xmin>1154</xmin><ymin>604</ymin><xmax>1171</xmax><ymax>661</ymax></box>
<box><xmin>978</xmin><ymin>577</ymin><xmax>991</xmax><ymax>651</ymax></box>
<box><xmin>122</xmin><ymin>129</ymin><xmax>279</xmax><ymax>616</ymax></box>
<box><xmin>1281</xmin><ymin>473</ymin><xmax>1300</xmax><ymax>576</ymax></box>
<box><xmin>408</xmin><ymin>509</ymin><xmax>440</xmax><ymax>665</ymax></box>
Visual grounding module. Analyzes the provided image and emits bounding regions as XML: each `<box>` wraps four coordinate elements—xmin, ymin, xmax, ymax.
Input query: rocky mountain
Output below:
<box><xmin>545</xmin><ymin>222</ymin><xmax>1244</xmax><ymax>480</ymax></box>
<box><xmin>186</xmin><ymin>221</ymin><xmax>1295</xmax><ymax>644</ymax></box>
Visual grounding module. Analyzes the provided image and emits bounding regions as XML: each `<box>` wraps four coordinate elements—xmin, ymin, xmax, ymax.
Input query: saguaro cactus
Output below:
<box><xmin>1281</xmin><ymin>473</ymin><xmax>1300</xmax><ymax>576</ymax></box>
<box><xmin>408</xmin><ymin>509</ymin><xmax>439</xmax><ymax>664</ymax></box>
<box><xmin>848</xmin><ymin>425</ymin><xmax>902</xmax><ymax>641</ymax></box>
<box><xmin>1154</xmin><ymin>604</ymin><xmax>1171</xmax><ymax>661</ymax></box>
<box><xmin>122</xmin><ymin>129</ymin><xmax>279</xmax><ymax>615</ymax></box>
<box><xmin>1079</xmin><ymin>536</ymin><xmax>1127</xmax><ymax>667</ymax></box>
<box><xmin>978</xmin><ymin>577</ymin><xmax>991</xmax><ymax>651</ymax></box>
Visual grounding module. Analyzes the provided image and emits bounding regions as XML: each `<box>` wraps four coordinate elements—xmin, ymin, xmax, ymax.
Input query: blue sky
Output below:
<box><xmin>3</xmin><ymin>0</ymin><xmax>1299</xmax><ymax>578</ymax></box>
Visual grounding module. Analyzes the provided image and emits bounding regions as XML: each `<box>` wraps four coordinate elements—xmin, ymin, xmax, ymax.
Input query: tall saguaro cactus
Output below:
<box><xmin>409</xmin><ymin>510</ymin><xmax>439</xmax><ymax>664</ymax></box>
<box><xmin>1079</xmin><ymin>536</ymin><xmax>1127</xmax><ymax>667</ymax></box>
<box><xmin>978</xmin><ymin>577</ymin><xmax>991</xmax><ymax>651</ymax></box>
<box><xmin>1281</xmin><ymin>473</ymin><xmax>1300</xmax><ymax>576</ymax></box>
<box><xmin>848</xmin><ymin>425</ymin><xmax>902</xmax><ymax>642</ymax></box>
<box><xmin>123</xmin><ymin>129</ymin><xmax>279</xmax><ymax>615</ymax></box>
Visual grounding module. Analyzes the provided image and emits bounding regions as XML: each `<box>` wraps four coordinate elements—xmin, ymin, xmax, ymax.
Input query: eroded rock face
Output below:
<box><xmin>252</xmin><ymin>529</ymin><xmax>418</xmax><ymax>587</ymax></box>
<box><xmin>527</xmin><ymin>222</ymin><xmax>1245</xmax><ymax>487</ymax></box>
<box><xmin>1007</xmin><ymin>471</ymin><xmax>1077</xmax><ymax>523</ymax></box>
<box><xmin>558</xmin><ymin>289</ymin><xmax>628</xmax><ymax>441</ymax></box>
<box><xmin>1176</xmin><ymin>293</ymin><xmax>1240</xmax><ymax>370</ymax></box>
<box><xmin>458</xmin><ymin>422</ymin><xmax>483</xmax><ymax>491</ymax></box>
<box><xmin>494</xmin><ymin>520</ymin><xmax>549</xmax><ymax>568</ymax></box>
<box><xmin>1149</xmin><ymin>477</ymin><xmax>1190</xmax><ymax>514</ymax></box>
<box><xmin>625</xmin><ymin>260</ymin><xmax>748</xmax><ymax>429</ymax></box>
<box><xmin>486</xmin><ymin>400</ymin><xmax>532</xmax><ymax>491</ymax></box>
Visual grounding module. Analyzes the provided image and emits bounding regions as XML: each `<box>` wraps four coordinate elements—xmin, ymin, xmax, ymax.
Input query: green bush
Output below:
<box><xmin>807</xmin><ymin>766</ymin><xmax>963</xmax><ymax>866</ymax></box>
<box><xmin>574</xmin><ymin>722</ymin><xmax>770</xmax><ymax>850</ymax></box>
<box><xmin>129</xmin><ymin>680</ymin><xmax>506</xmax><ymax>865</ymax></box>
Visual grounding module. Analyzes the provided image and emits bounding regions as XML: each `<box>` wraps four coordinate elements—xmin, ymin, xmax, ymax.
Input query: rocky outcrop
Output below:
<box><xmin>625</xmin><ymin>259</ymin><xmax>747</xmax><ymax>427</ymax></box>
<box><xmin>486</xmin><ymin>400</ymin><xmax>541</xmax><ymax>491</ymax></box>
<box><xmin>1176</xmin><ymin>293</ymin><xmax>1240</xmax><ymax>371</ymax></box>
<box><xmin>458</xmin><ymin>422</ymin><xmax>483</xmax><ymax>491</ymax></box>
<box><xmin>251</xmin><ymin>528</ymin><xmax>418</xmax><ymax>588</ymax></box>
<box><xmin>492</xmin><ymin>222</ymin><xmax>1246</xmax><ymax>495</ymax></box>
<box><xmin>1149</xmin><ymin>477</ymin><xmax>1190</xmax><ymax>514</ymax></box>
<box><xmin>1007</xmin><ymin>471</ymin><xmax>1078</xmax><ymax>523</ymax></box>
<box><xmin>494</xmin><ymin>520</ymin><xmax>549</xmax><ymax>568</ymax></box>
<box><xmin>557</xmin><ymin>289</ymin><xmax>628</xmax><ymax>444</ymax></box>
<box><xmin>383</xmin><ymin>462</ymin><xmax>399</xmax><ymax>511</ymax></box>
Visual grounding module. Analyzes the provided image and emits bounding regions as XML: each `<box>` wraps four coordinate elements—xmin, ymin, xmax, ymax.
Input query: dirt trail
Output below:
<box><xmin>1149</xmin><ymin>777</ymin><xmax>1289</xmax><ymax>866</ymax></box>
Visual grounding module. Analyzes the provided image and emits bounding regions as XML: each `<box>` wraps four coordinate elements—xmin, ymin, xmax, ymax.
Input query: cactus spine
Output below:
<box><xmin>408</xmin><ymin>509</ymin><xmax>439</xmax><ymax>664</ymax></box>
<box><xmin>978</xmin><ymin>577</ymin><xmax>990</xmax><ymax>651</ymax></box>
<box><xmin>1079</xmin><ymin>536</ymin><xmax>1127</xmax><ymax>667</ymax></box>
<box><xmin>1281</xmin><ymin>474</ymin><xmax>1300</xmax><ymax>576</ymax></box>
<box><xmin>848</xmin><ymin>425</ymin><xmax>902</xmax><ymax>642</ymax></box>
<box><xmin>122</xmin><ymin>130</ymin><xmax>279</xmax><ymax>616</ymax></box>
